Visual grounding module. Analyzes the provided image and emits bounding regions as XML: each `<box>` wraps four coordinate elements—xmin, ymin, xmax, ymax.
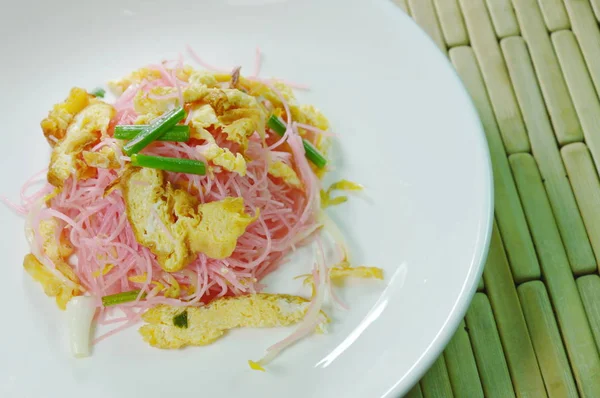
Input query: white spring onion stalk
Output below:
<box><xmin>66</xmin><ymin>296</ymin><xmax>97</xmax><ymax>358</ymax></box>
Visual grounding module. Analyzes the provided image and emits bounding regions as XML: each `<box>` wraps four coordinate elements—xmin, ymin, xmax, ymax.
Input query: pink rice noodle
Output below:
<box><xmin>186</xmin><ymin>43</ymin><xmax>307</xmax><ymax>90</ymax></box>
<box><xmin>186</xmin><ymin>45</ymin><xmax>231</xmax><ymax>74</ymax></box>
<box><xmin>251</xmin><ymin>47</ymin><xmax>262</xmax><ymax>78</ymax></box>
<box><xmin>295</xmin><ymin>122</ymin><xmax>337</xmax><ymax>137</ymax></box>
<box><xmin>254</xmin><ymin>240</ymin><xmax>329</xmax><ymax>367</ymax></box>
<box><xmin>4</xmin><ymin>48</ymin><xmax>330</xmax><ymax>343</ymax></box>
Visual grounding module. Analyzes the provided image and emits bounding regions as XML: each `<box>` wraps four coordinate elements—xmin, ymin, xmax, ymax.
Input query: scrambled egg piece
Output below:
<box><xmin>211</xmin><ymin>88</ymin><xmax>262</xmax><ymax>112</ymax></box>
<box><xmin>329</xmin><ymin>266</ymin><xmax>384</xmax><ymax>281</ymax></box>
<box><xmin>41</xmin><ymin>87</ymin><xmax>92</xmax><ymax>146</ymax></box>
<box><xmin>162</xmin><ymin>274</ymin><xmax>181</xmax><ymax>298</ymax></box>
<box><xmin>39</xmin><ymin>218</ymin><xmax>73</xmax><ymax>263</ymax></box>
<box><xmin>220</xmin><ymin>107</ymin><xmax>265</xmax><ymax>149</ymax></box>
<box><xmin>301</xmin><ymin>265</ymin><xmax>384</xmax><ymax>297</ymax></box>
<box><xmin>268</xmin><ymin>160</ymin><xmax>303</xmax><ymax>189</ymax></box>
<box><xmin>273</xmin><ymin>81</ymin><xmax>298</xmax><ymax>104</ymax></box>
<box><xmin>92</xmin><ymin>264</ymin><xmax>114</xmax><ymax>278</ymax></box>
<box><xmin>320</xmin><ymin>191</ymin><xmax>348</xmax><ymax>208</ymax></box>
<box><xmin>243</xmin><ymin>79</ymin><xmax>295</xmax><ymax>108</ymax></box>
<box><xmin>204</xmin><ymin>89</ymin><xmax>266</xmax><ymax>149</ymax></box>
<box><xmin>108</xmin><ymin>64</ymin><xmax>201</xmax><ymax>96</ymax></box>
<box><xmin>38</xmin><ymin>218</ymin><xmax>81</xmax><ymax>287</ymax></box>
<box><xmin>133</xmin><ymin>86</ymin><xmax>179</xmax><ymax>125</ymax></box>
<box><xmin>23</xmin><ymin>254</ymin><xmax>82</xmax><ymax>310</ymax></box>
<box><xmin>189</xmin><ymin>104</ymin><xmax>220</xmax><ymax>137</ymax></box>
<box><xmin>320</xmin><ymin>179</ymin><xmax>363</xmax><ymax>208</ymax></box>
<box><xmin>122</xmin><ymin>167</ymin><xmax>257</xmax><ymax>272</ymax></box>
<box><xmin>190</xmin><ymin>105</ymin><xmax>247</xmax><ymax>176</ymax></box>
<box><xmin>183</xmin><ymin>70</ymin><xmax>220</xmax><ymax>100</ymax></box>
<box><xmin>82</xmin><ymin>147</ymin><xmax>121</xmax><ymax>169</ymax></box>
<box><xmin>188</xmin><ymin>197</ymin><xmax>258</xmax><ymax>259</ymax></box>
<box><xmin>189</xmin><ymin>70</ymin><xmax>220</xmax><ymax>86</ymax></box>
<box><xmin>174</xmin><ymin>65</ymin><xmax>195</xmax><ymax>82</ymax></box>
<box><xmin>47</xmin><ymin>98</ymin><xmax>115</xmax><ymax>187</ymax></box>
<box><xmin>128</xmin><ymin>273</ymin><xmax>170</xmax><ymax>296</ymax></box>
<box><xmin>202</xmin><ymin>143</ymin><xmax>247</xmax><ymax>176</ymax></box>
<box><xmin>294</xmin><ymin>104</ymin><xmax>330</xmax><ymax>132</ymax></box>
<box><xmin>139</xmin><ymin>293</ymin><xmax>329</xmax><ymax>349</ymax></box>
<box><xmin>128</xmin><ymin>273</ymin><xmax>150</xmax><ymax>284</ymax></box>
<box><xmin>107</xmin><ymin>67</ymin><xmax>162</xmax><ymax>95</ymax></box>
<box><xmin>185</xmin><ymin>76</ymin><xmax>267</xmax><ymax>150</ymax></box>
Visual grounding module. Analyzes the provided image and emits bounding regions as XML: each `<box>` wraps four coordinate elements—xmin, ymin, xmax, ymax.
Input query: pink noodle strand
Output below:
<box><xmin>252</xmin><ymin>47</ymin><xmax>262</xmax><ymax>78</ymax></box>
<box><xmin>186</xmin><ymin>45</ymin><xmax>230</xmax><ymax>73</ymax></box>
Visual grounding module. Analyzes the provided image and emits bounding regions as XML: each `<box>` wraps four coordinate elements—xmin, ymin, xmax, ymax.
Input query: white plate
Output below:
<box><xmin>0</xmin><ymin>0</ymin><xmax>492</xmax><ymax>397</ymax></box>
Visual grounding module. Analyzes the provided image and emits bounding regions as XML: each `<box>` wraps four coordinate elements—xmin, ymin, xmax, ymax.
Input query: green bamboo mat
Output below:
<box><xmin>393</xmin><ymin>0</ymin><xmax>600</xmax><ymax>396</ymax></box>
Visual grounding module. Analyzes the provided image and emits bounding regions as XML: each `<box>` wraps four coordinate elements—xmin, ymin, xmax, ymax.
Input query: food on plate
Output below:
<box><xmin>139</xmin><ymin>293</ymin><xmax>329</xmax><ymax>349</ymax></box>
<box><xmin>2</xmin><ymin>48</ymin><xmax>383</xmax><ymax>368</ymax></box>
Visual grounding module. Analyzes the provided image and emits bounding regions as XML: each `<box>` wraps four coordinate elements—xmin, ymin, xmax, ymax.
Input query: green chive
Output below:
<box><xmin>90</xmin><ymin>88</ymin><xmax>106</xmax><ymax>98</ymax></box>
<box><xmin>131</xmin><ymin>154</ymin><xmax>206</xmax><ymax>175</ymax></box>
<box><xmin>267</xmin><ymin>114</ymin><xmax>328</xmax><ymax>169</ymax></box>
<box><xmin>173</xmin><ymin>310</ymin><xmax>188</xmax><ymax>328</ymax></box>
<box><xmin>123</xmin><ymin>107</ymin><xmax>186</xmax><ymax>155</ymax></box>
<box><xmin>302</xmin><ymin>140</ymin><xmax>328</xmax><ymax>169</ymax></box>
<box><xmin>115</xmin><ymin>125</ymin><xmax>190</xmax><ymax>142</ymax></box>
<box><xmin>267</xmin><ymin>114</ymin><xmax>288</xmax><ymax>135</ymax></box>
<box><xmin>102</xmin><ymin>290</ymin><xmax>144</xmax><ymax>307</ymax></box>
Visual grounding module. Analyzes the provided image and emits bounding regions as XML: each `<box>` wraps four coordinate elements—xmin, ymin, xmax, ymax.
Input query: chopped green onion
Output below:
<box><xmin>267</xmin><ymin>114</ymin><xmax>287</xmax><ymax>135</ymax></box>
<box><xmin>131</xmin><ymin>154</ymin><xmax>206</xmax><ymax>175</ymax></box>
<box><xmin>302</xmin><ymin>140</ymin><xmax>328</xmax><ymax>169</ymax></box>
<box><xmin>115</xmin><ymin>125</ymin><xmax>190</xmax><ymax>142</ymax></box>
<box><xmin>173</xmin><ymin>310</ymin><xmax>188</xmax><ymax>328</ymax></box>
<box><xmin>123</xmin><ymin>107</ymin><xmax>186</xmax><ymax>155</ymax></box>
<box><xmin>90</xmin><ymin>88</ymin><xmax>106</xmax><ymax>98</ymax></box>
<box><xmin>101</xmin><ymin>290</ymin><xmax>144</xmax><ymax>307</ymax></box>
<box><xmin>266</xmin><ymin>115</ymin><xmax>328</xmax><ymax>169</ymax></box>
